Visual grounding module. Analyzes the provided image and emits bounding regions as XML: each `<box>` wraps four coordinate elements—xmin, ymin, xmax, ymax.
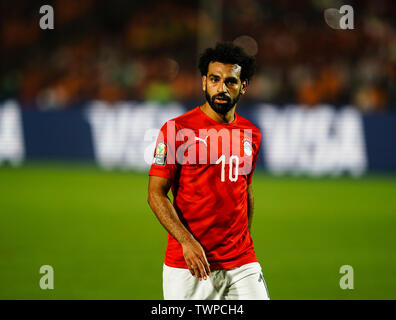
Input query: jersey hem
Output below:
<box><xmin>164</xmin><ymin>255</ymin><xmax>258</xmax><ymax>270</ymax></box>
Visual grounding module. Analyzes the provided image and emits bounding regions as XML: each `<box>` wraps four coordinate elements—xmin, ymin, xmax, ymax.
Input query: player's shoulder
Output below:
<box><xmin>237</xmin><ymin>113</ymin><xmax>261</xmax><ymax>137</ymax></box>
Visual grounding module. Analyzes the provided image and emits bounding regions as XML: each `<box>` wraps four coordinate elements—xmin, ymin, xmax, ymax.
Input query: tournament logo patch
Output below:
<box><xmin>243</xmin><ymin>139</ymin><xmax>253</xmax><ymax>157</ymax></box>
<box><xmin>153</xmin><ymin>142</ymin><xmax>167</xmax><ymax>165</ymax></box>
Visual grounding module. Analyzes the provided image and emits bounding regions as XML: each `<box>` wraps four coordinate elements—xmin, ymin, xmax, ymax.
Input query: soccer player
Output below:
<box><xmin>147</xmin><ymin>42</ymin><xmax>269</xmax><ymax>300</ymax></box>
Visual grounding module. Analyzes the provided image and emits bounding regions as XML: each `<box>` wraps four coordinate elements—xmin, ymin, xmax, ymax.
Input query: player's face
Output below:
<box><xmin>203</xmin><ymin>62</ymin><xmax>248</xmax><ymax>115</ymax></box>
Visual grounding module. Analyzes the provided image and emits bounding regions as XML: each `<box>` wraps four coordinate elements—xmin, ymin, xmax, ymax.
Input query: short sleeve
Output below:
<box><xmin>149</xmin><ymin>121</ymin><xmax>179</xmax><ymax>181</ymax></box>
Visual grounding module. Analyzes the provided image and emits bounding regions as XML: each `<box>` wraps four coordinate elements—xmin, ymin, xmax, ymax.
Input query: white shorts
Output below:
<box><xmin>163</xmin><ymin>262</ymin><xmax>270</xmax><ymax>300</ymax></box>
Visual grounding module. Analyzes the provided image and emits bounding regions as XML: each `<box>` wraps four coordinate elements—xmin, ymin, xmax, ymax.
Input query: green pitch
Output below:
<box><xmin>0</xmin><ymin>163</ymin><xmax>395</xmax><ymax>299</ymax></box>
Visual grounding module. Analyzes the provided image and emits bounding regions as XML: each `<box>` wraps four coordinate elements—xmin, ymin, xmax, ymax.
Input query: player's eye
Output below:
<box><xmin>225</xmin><ymin>78</ymin><xmax>238</xmax><ymax>86</ymax></box>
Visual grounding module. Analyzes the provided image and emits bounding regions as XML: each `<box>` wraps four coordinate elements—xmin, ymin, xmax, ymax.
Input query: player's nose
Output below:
<box><xmin>217</xmin><ymin>80</ymin><xmax>228</xmax><ymax>94</ymax></box>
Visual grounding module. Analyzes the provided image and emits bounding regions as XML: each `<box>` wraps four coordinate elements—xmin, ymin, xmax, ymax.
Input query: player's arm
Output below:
<box><xmin>147</xmin><ymin>175</ymin><xmax>211</xmax><ymax>280</ymax></box>
<box><xmin>247</xmin><ymin>183</ymin><xmax>254</xmax><ymax>232</ymax></box>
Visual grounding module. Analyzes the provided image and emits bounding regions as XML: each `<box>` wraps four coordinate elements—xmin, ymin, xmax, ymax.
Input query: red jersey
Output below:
<box><xmin>149</xmin><ymin>106</ymin><xmax>261</xmax><ymax>270</ymax></box>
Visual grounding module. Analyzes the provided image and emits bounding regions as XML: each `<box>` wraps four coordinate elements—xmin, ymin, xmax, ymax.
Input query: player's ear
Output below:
<box><xmin>202</xmin><ymin>75</ymin><xmax>207</xmax><ymax>92</ymax></box>
<box><xmin>240</xmin><ymin>79</ymin><xmax>248</xmax><ymax>95</ymax></box>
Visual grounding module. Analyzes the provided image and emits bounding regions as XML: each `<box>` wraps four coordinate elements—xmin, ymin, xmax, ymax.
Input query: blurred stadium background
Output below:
<box><xmin>0</xmin><ymin>0</ymin><xmax>395</xmax><ymax>299</ymax></box>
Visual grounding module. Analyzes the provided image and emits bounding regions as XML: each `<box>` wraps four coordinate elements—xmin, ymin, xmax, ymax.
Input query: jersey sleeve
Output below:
<box><xmin>149</xmin><ymin>121</ymin><xmax>179</xmax><ymax>181</ymax></box>
<box><xmin>247</xmin><ymin>130</ymin><xmax>261</xmax><ymax>185</ymax></box>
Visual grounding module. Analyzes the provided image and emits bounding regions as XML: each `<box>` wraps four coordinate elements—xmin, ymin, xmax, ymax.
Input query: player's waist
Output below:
<box><xmin>167</xmin><ymin>228</ymin><xmax>252</xmax><ymax>252</ymax></box>
<box><xmin>164</xmin><ymin>242</ymin><xmax>257</xmax><ymax>270</ymax></box>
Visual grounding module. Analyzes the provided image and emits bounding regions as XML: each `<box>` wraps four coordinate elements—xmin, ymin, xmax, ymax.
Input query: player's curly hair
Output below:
<box><xmin>198</xmin><ymin>42</ymin><xmax>256</xmax><ymax>82</ymax></box>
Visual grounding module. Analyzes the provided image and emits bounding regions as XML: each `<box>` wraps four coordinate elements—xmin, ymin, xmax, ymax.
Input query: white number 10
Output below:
<box><xmin>216</xmin><ymin>155</ymin><xmax>239</xmax><ymax>182</ymax></box>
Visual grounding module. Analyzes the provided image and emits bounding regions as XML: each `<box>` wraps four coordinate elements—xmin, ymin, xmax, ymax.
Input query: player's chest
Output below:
<box><xmin>176</xmin><ymin>127</ymin><xmax>254</xmax><ymax>171</ymax></box>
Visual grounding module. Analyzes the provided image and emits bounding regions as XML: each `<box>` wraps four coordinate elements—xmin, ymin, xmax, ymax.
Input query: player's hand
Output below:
<box><xmin>181</xmin><ymin>239</ymin><xmax>211</xmax><ymax>280</ymax></box>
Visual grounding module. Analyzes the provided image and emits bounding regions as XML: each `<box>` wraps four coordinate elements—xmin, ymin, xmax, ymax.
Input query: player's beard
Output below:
<box><xmin>205</xmin><ymin>88</ymin><xmax>241</xmax><ymax>115</ymax></box>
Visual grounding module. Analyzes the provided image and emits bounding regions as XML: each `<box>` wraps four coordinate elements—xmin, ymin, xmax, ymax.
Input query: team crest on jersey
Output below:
<box><xmin>243</xmin><ymin>139</ymin><xmax>253</xmax><ymax>157</ymax></box>
<box><xmin>153</xmin><ymin>142</ymin><xmax>167</xmax><ymax>165</ymax></box>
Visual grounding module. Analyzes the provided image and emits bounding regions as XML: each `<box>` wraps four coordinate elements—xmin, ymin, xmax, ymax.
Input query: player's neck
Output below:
<box><xmin>201</xmin><ymin>103</ymin><xmax>236</xmax><ymax>124</ymax></box>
